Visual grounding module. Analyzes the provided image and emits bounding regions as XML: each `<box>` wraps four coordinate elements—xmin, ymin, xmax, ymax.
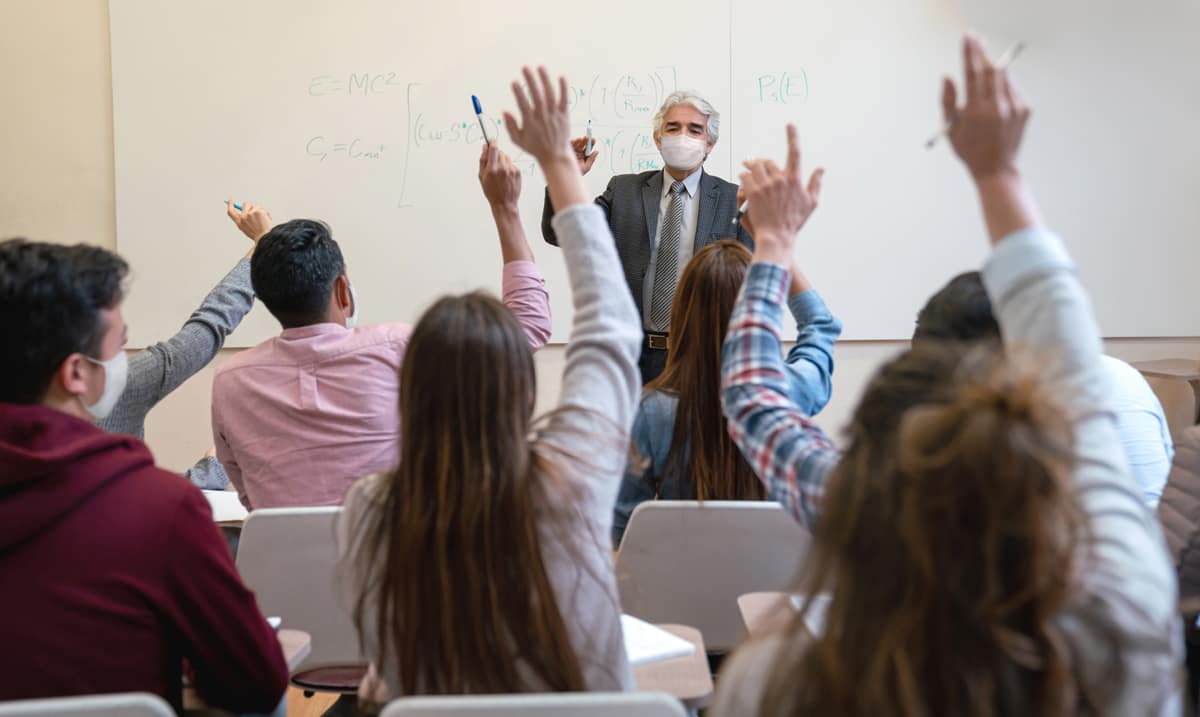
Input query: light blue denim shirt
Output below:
<box><xmin>1101</xmin><ymin>355</ymin><xmax>1174</xmax><ymax>507</ymax></box>
<box><xmin>612</xmin><ymin>288</ymin><xmax>842</xmax><ymax>545</ymax></box>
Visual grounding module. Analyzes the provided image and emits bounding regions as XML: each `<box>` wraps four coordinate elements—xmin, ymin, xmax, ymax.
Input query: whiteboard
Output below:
<box><xmin>111</xmin><ymin>0</ymin><xmax>1200</xmax><ymax>346</ymax></box>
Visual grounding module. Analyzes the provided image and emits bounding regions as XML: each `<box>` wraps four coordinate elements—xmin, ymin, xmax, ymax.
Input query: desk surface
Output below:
<box><xmin>279</xmin><ymin>628</ymin><xmax>312</xmax><ymax>671</ymax></box>
<box><xmin>1133</xmin><ymin>359</ymin><xmax>1200</xmax><ymax>381</ymax></box>
<box><xmin>737</xmin><ymin>592</ymin><xmax>796</xmax><ymax>639</ymax></box>
<box><xmin>633</xmin><ymin>624</ymin><xmax>713</xmax><ymax>710</ymax></box>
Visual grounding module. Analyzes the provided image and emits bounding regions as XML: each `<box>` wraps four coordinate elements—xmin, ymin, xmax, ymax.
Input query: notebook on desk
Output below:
<box><xmin>621</xmin><ymin>614</ymin><xmax>696</xmax><ymax>666</ymax></box>
<box><xmin>202</xmin><ymin>489</ymin><xmax>248</xmax><ymax>524</ymax></box>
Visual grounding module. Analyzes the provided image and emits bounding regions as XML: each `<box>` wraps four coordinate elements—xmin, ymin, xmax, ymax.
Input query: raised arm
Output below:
<box><xmin>478</xmin><ymin>142</ymin><xmax>552</xmax><ymax>349</ymax></box>
<box><xmin>505</xmin><ymin>67</ymin><xmax>642</xmax><ymax>516</ymax></box>
<box><xmin>98</xmin><ymin>203</ymin><xmax>269</xmax><ymax>438</ymax></box>
<box><xmin>721</xmin><ymin>125</ymin><xmax>839</xmax><ymax>527</ymax></box>
<box><xmin>781</xmin><ymin>265</ymin><xmax>842</xmax><ymax>416</ymax></box>
<box><xmin>949</xmin><ymin>34</ymin><xmax>1178</xmax><ymax>695</ymax></box>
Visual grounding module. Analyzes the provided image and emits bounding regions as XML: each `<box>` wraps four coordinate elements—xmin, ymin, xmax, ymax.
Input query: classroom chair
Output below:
<box><xmin>1146</xmin><ymin>375</ymin><xmax>1200</xmax><ymax>439</ymax></box>
<box><xmin>235</xmin><ymin>506</ymin><xmax>366</xmax><ymax>706</ymax></box>
<box><xmin>0</xmin><ymin>692</ymin><xmax>173</xmax><ymax>717</ymax></box>
<box><xmin>379</xmin><ymin>692</ymin><xmax>686</xmax><ymax>716</ymax></box>
<box><xmin>615</xmin><ymin>501</ymin><xmax>809</xmax><ymax>653</ymax></box>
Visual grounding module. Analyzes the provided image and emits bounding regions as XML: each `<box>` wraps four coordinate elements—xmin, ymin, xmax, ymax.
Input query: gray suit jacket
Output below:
<box><xmin>542</xmin><ymin>169</ymin><xmax>753</xmax><ymax>318</ymax></box>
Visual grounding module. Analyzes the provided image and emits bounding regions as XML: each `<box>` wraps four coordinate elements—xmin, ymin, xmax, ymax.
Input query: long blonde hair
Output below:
<box><xmin>759</xmin><ymin>344</ymin><xmax>1129</xmax><ymax>715</ymax></box>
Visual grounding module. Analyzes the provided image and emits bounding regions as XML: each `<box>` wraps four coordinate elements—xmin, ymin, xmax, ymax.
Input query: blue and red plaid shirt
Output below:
<box><xmin>721</xmin><ymin>262</ymin><xmax>840</xmax><ymax>528</ymax></box>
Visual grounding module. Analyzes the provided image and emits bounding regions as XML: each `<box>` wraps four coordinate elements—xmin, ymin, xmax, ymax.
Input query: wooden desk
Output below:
<box><xmin>737</xmin><ymin>592</ymin><xmax>796</xmax><ymax>639</ymax></box>
<box><xmin>633</xmin><ymin>624</ymin><xmax>713</xmax><ymax>710</ymax></box>
<box><xmin>279</xmin><ymin>628</ymin><xmax>312</xmax><ymax>671</ymax></box>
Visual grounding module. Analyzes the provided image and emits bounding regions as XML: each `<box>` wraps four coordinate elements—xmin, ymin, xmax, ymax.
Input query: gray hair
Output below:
<box><xmin>651</xmin><ymin>91</ymin><xmax>720</xmax><ymax>143</ymax></box>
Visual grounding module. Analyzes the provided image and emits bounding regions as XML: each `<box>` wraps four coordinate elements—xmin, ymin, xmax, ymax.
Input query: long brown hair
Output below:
<box><xmin>759</xmin><ymin>343</ymin><xmax>1128</xmax><ymax>715</ymax></box>
<box><xmin>647</xmin><ymin>240</ymin><xmax>764</xmax><ymax>501</ymax></box>
<box><xmin>350</xmin><ymin>292</ymin><xmax>586</xmax><ymax>694</ymax></box>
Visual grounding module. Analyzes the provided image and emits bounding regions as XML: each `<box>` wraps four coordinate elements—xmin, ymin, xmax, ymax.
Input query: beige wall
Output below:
<box><xmin>4</xmin><ymin>1</ymin><xmax>1197</xmax><ymax>472</ymax></box>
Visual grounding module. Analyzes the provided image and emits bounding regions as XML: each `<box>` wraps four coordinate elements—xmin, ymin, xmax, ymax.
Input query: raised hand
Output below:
<box><xmin>738</xmin><ymin>124</ymin><xmax>824</xmax><ymax>264</ymax></box>
<box><xmin>503</xmin><ymin>66</ymin><xmax>573</xmax><ymax>164</ymax></box>
<box><xmin>478</xmin><ymin>141</ymin><xmax>522</xmax><ymax>209</ymax></box>
<box><xmin>226</xmin><ymin>201</ymin><xmax>273</xmax><ymax>243</ymax></box>
<box><xmin>504</xmin><ymin>66</ymin><xmax>590</xmax><ymax>211</ymax></box>
<box><xmin>942</xmin><ymin>34</ymin><xmax>1031</xmax><ymax>180</ymax></box>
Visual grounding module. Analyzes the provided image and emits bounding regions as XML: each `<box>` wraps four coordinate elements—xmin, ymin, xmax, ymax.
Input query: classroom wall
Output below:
<box><xmin>4</xmin><ymin>0</ymin><xmax>1198</xmax><ymax>472</ymax></box>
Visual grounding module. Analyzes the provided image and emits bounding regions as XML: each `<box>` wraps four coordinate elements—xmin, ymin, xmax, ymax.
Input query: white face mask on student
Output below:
<box><xmin>345</xmin><ymin>283</ymin><xmax>360</xmax><ymax>329</ymax></box>
<box><xmin>659</xmin><ymin>134</ymin><xmax>708</xmax><ymax>171</ymax></box>
<box><xmin>81</xmin><ymin>351</ymin><xmax>129</xmax><ymax>421</ymax></box>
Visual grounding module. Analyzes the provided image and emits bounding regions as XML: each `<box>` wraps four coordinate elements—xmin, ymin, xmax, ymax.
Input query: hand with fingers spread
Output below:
<box><xmin>505</xmin><ymin>66</ymin><xmax>590</xmax><ymax>211</ymax></box>
<box><xmin>738</xmin><ymin>124</ymin><xmax>824</xmax><ymax>264</ymax></box>
<box><xmin>226</xmin><ymin>200</ymin><xmax>274</xmax><ymax>248</ymax></box>
<box><xmin>569</xmin><ymin>136</ymin><xmax>600</xmax><ymax>175</ymax></box>
<box><xmin>504</xmin><ymin>66</ymin><xmax>574</xmax><ymax>164</ymax></box>
<box><xmin>478</xmin><ymin>140</ymin><xmax>523</xmax><ymax>209</ymax></box>
<box><xmin>942</xmin><ymin>34</ymin><xmax>1032</xmax><ymax>180</ymax></box>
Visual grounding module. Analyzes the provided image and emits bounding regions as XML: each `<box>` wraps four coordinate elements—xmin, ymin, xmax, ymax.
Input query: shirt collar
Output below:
<box><xmin>279</xmin><ymin>322</ymin><xmax>351</xmax><ymax>340</ymax></box>
<box><xmin>661</xmin><ymin>167</ymin><xmax>703</xmax><ymax>199</ymax></box>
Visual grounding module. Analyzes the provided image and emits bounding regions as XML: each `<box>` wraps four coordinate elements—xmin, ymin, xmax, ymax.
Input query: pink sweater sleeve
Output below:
<box><xmin>501</xmin><ymin>260</ymin><xmax>552</xmax><ymax>350</ymax></box>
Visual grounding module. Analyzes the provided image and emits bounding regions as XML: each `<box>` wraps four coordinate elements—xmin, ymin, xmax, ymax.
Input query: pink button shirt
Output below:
<box><xmin>213</xmin><ymin>261</ymin><xmax>552</xmax><ymax>509</ymax></box>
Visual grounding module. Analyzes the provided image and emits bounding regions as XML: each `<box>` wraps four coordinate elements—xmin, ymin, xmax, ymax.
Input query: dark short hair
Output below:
<box><xmin>251</xmin><ymin>219</ymin><xmax>344</xmax><ymax>328</ymax></box>
<box><xmin>0</xmin><ymin>239</ymin><xmax>128</xmax><ymax>404</ymax></box>
<box><xmin>912</xmin><ymin>271</ymin><xmax>1001</xmax><ymax>345</ymax></box>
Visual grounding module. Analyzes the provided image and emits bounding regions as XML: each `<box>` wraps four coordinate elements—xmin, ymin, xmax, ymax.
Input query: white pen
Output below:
<box><xmin>585</xmin><ymin>120</ymin><xmax>594</xmax><ymax>156</ymax></box>
<box><xmin>731</xmin><ymin>199</ymin><xmax>749</xmax><ymax>227</ymax></box>
<box><xmin>925</xmin><ymin>41</ymin><xmax>1026</xmax><ymax>149</ymax></box>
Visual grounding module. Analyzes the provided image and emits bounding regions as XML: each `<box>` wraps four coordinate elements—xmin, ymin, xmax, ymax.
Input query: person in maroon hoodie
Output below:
<box><xmin>0</xmin><ymin>239</ymin><xmax>289</xmax><ymax>714</ymax></box>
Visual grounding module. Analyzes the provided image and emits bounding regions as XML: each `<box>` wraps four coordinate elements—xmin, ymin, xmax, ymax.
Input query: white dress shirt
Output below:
<box><xmin>642</xmin><ymin>167</ymin><xmax>703</xmax><ymax>332</ymax></box>
<box><xmin>1102</xmin><ymin>355</ymin><xmax>1174</xmax><ymax>507</ymax></box>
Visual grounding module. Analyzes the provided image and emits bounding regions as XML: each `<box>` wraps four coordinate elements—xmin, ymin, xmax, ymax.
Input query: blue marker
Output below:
<box><xmin>471</xmin><ymin>95</ymin><xmax>490</xmax><ymax>143</ymax></box>
<box><xmin>225</xmin><ymin>200</ymin><xmax>244</xmax><ymax>211</ymax></box>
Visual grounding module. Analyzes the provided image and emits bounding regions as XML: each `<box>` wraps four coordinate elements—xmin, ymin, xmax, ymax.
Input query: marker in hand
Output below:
<box><xmin>471</xmin><ymin>95</ymin><xmax>491</xmax><ymax>144</ymax></box>
<box><xmin>731</xmin><ymin>199</ymin><xmax>749</xmax><ymax>227</ymax></box>
<box><xmin>585</xmin><ymin>119</ymin><xmax>594</xmax><ymax>157</ymax></box>
<box><xmin>226</xmin><ymin>200</ymin><xmax>245</xmax><ymax>211</ymax></box>
<box><xmin>926</xmin><ymin>41</ymin><xmax>1026</xmax><ymax>149</ymax></box>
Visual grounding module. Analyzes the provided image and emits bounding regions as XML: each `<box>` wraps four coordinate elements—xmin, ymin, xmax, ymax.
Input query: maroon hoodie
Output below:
<box><xmin>0</xmin><ymin>403</ymin><xmax>288</xmax><ymax>713</ymax></box>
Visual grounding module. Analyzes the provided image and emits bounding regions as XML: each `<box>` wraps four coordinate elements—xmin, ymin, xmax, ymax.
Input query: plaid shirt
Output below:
<box><xmin>721</xmin><ymin>262</ymin><xmax>839</xmax><ymax>528</ymax></box>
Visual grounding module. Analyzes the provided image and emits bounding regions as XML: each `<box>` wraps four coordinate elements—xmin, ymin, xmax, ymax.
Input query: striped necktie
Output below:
<box><xmin>649</xmin><ymin>180</ymin><xmax>687</xmax><ymax>330</ymax></box>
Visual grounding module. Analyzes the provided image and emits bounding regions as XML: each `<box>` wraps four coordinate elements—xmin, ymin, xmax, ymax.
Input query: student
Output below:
<box><xmin>913</xmin><ymin>270</ymin><xmax>1174</xmax><ymax>507</ymax></box>
<box><xmin>211</xmin><ymin>155</ymin><xmax>552</xmax><ymax>510</ymax></box>
<box><xmin>612</xmin><ymin>239</ymin><xmax>841</xmax><ymax>545</ymax></box>
<box><xmin>0</xmin><ymin>240</ymin><xmax>288</xmax><ymax>713</ymax></box>
<box><xmin>100</xmin><ymin>201</ymin><xmax>272</xmax><ymax>490</ymax></box>
<box><xmin>337</xmin><ymin>67</ymin><xmax>641</xmax><ymax>701</ymax></box>
<box><xmin>713</xmin><ymin>36</ymin><xmax>1179</xmax><ymax>714</ymax></box>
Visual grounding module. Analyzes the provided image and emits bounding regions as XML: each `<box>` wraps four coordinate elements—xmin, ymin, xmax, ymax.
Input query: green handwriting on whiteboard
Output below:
<box><xmin>305</xmin><ymin>137</ymin><xmax>386</xmax><ymax>161</ymax></box>
<box><xmin>757</xmin><ymin>71</ymin><xmax>809</xmax><ymax>104</ymax></box>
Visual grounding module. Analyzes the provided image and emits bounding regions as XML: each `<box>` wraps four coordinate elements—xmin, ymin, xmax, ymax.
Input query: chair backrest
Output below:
<box><xmin>236</xmin><ymin>506</ymin><xmax>359</xmax><ymax>668</ymax></box>
<box><xmin>379</xmin><ymin>692</ymin><xmax>685</xmax><ymax>717</ymax></box>
<box><xmin>0</xmin><ymin>693</ymin><xmax>172</xmax><ymax>717</ymax></box>
<box><xmin>1146</xmin><ymin>375</ymin><xmax>1198</xmax><ymax>439</ymax></box>
<box><xmin>615</xmin><ymin>501</ymin><xmax>809</xmax><ymax>652</ymax></box>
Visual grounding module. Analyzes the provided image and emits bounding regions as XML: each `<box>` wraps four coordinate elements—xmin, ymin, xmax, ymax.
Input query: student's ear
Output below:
<box><xmin>55</xmin><ymin>353</ymin><xmax>91</xmax><ymax>400</ymax></box>
<box><xmin>334</xmin><ymin>274</ymin><xmax>352</xmax><ymax>313</ymax></box>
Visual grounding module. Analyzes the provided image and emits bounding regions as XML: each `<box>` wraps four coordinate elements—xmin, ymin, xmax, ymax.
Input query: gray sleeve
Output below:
<box><xmin>184</xmin><ymin>456</ymin><xmax>231</xmax><ymax>490</ymax></box>
<box><xmin>99</xmin><ymin>259</ymin><xmax>255</xmax><ymax>438</ymax></box>
<box><xmin>982</xmin><ymin>228</ymin><xmax>1181</xmax><ymax>709</ymax></box>
<box><xmin>536</xmin><ymin>204</ymin><xmax>643</xmax><ymax>526</ymax></box>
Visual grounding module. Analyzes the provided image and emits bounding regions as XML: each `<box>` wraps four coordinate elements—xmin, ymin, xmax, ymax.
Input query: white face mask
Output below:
<box><xmin>659</xmin><ymin>134</ymin><xmax>708</xmax><ymax>171</ymax></box>
<box><xmin>345</xmin><ymin>283</ymin><xmax>360</xmax><ymax>329</ymax></box>
<box><xmin>81</xmin><ymin>351</ymin><xmax>128</xmax><ymax>421</ymax></box>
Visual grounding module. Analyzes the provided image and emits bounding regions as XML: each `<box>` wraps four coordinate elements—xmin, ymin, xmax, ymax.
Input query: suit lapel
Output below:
<box><xmin>642</xmin><ymin>172</ymin><xmax>663</xmax><ymax>249</ymax></box>
<box><xmin>694</xmin><ymin>170</ymin><xmax>721</xmax><ymax>251</ymax></box>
